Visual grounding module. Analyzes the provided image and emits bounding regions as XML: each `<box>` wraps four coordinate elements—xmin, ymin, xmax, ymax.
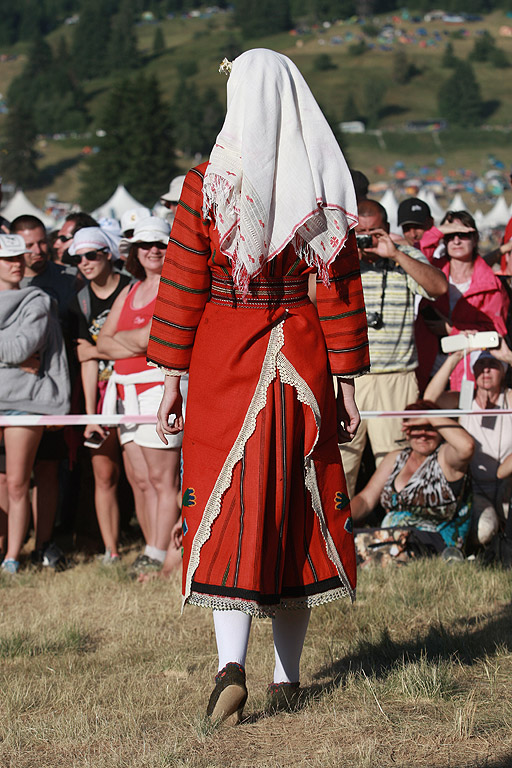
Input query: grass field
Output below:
<box><xmin>1</xmin><ymin>555</ymin><xmax>511</xmax><ymax>767</ymax></box>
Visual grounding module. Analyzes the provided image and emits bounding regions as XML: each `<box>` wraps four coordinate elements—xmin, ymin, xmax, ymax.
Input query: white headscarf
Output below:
<box><xmin>203</xmin><ymin>48</ymin><xmax>357</xmax><ymax>293</ymax></box>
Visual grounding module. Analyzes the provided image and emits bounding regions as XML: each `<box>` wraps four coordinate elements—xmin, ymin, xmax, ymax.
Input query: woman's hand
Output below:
<box><xmin>19</xmin><ymin>352</ymin><xmax>40</xmax><ymax>374</ymax></box>
<box><xmin>84</xmin><ymin>423</ymin><xmax>109</xmax><ymax>440</ymax></box>
<box><xmin>424</xmin><ymin>313</ymin><xmax>452</xmax><ymax>337</ymax></box>
<box><xmin>76</xmin><ymin>338</ymin><xmax>97</xmax><ymax>363</ymax></box>
<box><xmin>336</xmin><ymin>377</ymin><xmax>360</xmax><ymax>443</ymax></box>
<box><xmin>171</xmin><ymin>518</ymin><xmax>183</xmax><ymax>549</ymax></box>
<box><xmin>490</xmin><ymin>336</ymin><xmax>512</xmax><ymax>366</ymax></box>
<box><xmin>156</xmin><ymin>376</ymin><xmax>184</xmax><ymax>445</ymax></box>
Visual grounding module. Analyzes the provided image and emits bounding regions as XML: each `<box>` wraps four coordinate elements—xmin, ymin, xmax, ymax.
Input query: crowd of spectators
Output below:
<box><xmin>1</xmin><ymin>169</ymin><xmax>512</xmax><ymax>574</ymax></box>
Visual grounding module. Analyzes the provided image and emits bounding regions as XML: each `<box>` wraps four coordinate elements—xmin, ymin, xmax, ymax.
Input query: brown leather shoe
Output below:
<box><xmin>206</xmin><ymin>662</ymin><xmax>248</xmax><ymax>724</ymax></box>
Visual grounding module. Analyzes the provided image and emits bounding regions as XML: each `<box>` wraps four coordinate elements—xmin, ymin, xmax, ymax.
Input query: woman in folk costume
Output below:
<box><xmin>147</xmin><ymin>49</ymin><xmax>369</xmax><ymax>721</ymax></box>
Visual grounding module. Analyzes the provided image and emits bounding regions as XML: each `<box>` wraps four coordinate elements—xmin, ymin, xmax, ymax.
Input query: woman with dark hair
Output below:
<box><xmin>351</xmin><ymin>400</ymin><xmax>474</xmax><ymax>567</ymax></box>
<box><xmin>416</xmin><ymin>210</ymin><xmax>509</xmax><ymax>391</ymax></box>
<box><xmin>97</xmin><ymin>216</ymin><xmax>185</xmax><ymax>575</ymax></box>
<box><xmin>68</xmin><ymin>227</ymin><xmax>131</xmax><ymax>564</ymax></box>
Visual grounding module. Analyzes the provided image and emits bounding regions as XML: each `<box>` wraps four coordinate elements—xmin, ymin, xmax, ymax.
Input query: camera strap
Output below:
<box><xmin>378</xmin><ymin>265</ymin><xmax>388</xmax><ymax>319</ymax></box>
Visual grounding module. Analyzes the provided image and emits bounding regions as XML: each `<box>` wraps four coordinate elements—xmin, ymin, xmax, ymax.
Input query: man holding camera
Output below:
<box><xmin>339</xmin><ymin>199</ymin><xmax>448</xmax><ymax>497</ymax></box>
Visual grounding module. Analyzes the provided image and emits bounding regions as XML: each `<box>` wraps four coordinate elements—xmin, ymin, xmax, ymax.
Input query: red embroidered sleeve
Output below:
<box><xmin>147</xmin><ymin>164</ymin><xmax>211</xmax><ymax>373</ymax></box>
<box><xmin>316</xmin><ymin>230</ymin><xmax>370</xmax><ymax>377</ymax></box>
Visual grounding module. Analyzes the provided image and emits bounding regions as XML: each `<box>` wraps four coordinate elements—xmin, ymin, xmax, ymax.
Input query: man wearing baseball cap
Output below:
<box><xmin>397</xmin><ymin>197</ymin><xmax>443</xmax><ymax>263</ymax></box>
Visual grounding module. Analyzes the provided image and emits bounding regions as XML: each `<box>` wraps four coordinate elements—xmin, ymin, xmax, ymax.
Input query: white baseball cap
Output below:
<box><xmin>119</xmin><ymin>216</ymin><xmax>171</xmax><ymax>256</ymax></box>
<box><xmin>0</xmin><ymin>234</ymin><xmax>29</xmax><ymax>258</ymax></box>
<box><xmin>160</xmin><ymin>175</ymin><xmax>185</xmax><ymax>204</ymax></box>
<box><xmin>120</xmin><ymin>207</ymin><xmax>151</xmax><ymax>235</ymax></box>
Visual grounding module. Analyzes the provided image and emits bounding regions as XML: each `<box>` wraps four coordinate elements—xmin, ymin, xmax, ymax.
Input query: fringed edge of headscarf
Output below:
<box><xmin>203</xmin><ymin>171</ymin><xmax>253</xmax><ymax>299</ymax></box>
<box><xmin>294</xmin><ymin>234</ymin><xmax>331</xmax><ymax>289</ymax></box>
<box><xmin>202</xmin><ymin>171</ymin><xmax>240</xmax><ymax>224</ymax></box>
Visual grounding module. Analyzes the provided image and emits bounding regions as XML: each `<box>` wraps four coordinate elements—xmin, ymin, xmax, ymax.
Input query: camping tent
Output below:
<box><xmin>417</xmin><ymin>187</ymin><xmax>445</xmax><ymax>224</ymax></box>
<box><xmin>481</xmin><ymin>196</ymin><xmax>510</xmax><ymax>229</ymax></box>
<box><xmin>1</xmin><ymin>190</ymin><xmax>56</xmax><ymax>229</ymax></box>
<box><xmin>92</xmin><ymin>185</ymin><xmax>146</xmax><ymax>222</ymax></box>
<box><xmin>379</xmin><ymin>188</ymin><xmax>399</xmax><ymax>232</ymax></box>
<box><xmin>447</xmin><ymin>193</ymin><xmax>467</xmax><ymax>212</ymax></box>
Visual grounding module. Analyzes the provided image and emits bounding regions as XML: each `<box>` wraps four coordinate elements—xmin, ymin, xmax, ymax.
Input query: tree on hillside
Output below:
<box><xmin>437</xmin><ymin>60</ymin><xmax>484</xmax><ymax>127</ymax></box>
<box><xmin>171</xmin><ymin>79</ymin><xmax>224</xmax><ymax>157</ymax></box>
<box><xmin>7</xmin><ymin>34</ymin><xmax>89</xmax><ymax>135</ymax></box>
<box><xmin>72</xmin><ymin>0</ymin><xmax>116</xmax><ymax>79</ymax></box>
<box><xmin>0</xmin><ymin>104</ymin><xmax>39</xmax><ymax>188</ymax></box>
<box><xmin>392</xmin><ymin>48</ymin><xmax>418</xmax><ymax>84</ymax></box>
<box><xmin>442</xmin><ymin>42</ymin><xmax>458</xmax><ymax>68</ymax></box>
<box><xmin>80</xmin><ymin>73</ymin><xmax>177</xmax><ymax>210</ymax></box>
<box><xmin>108</xmin><ymin>0</ymin><xmax>140</xmax><ymax>71</ymax></box>
<box><xmin>342</xmin><ymin>92</ymin><xmax>360</xmax><ymax>122</ymax></box>
<box><xmin>233</xmin><ymin>0</ymin><xmax>291</xmax><ymax>39</ymax></box>
<box><xmin>153</xmin><ymin>26</ymin><xmax>165</xmax><ymax>55</ymax></box>
<box><xmin>363</xmin><ymin>77</ymin><xmax>387</xmax><ymax>129</ymax></box>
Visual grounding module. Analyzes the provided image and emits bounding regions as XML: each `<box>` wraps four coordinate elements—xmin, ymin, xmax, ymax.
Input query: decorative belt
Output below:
<box><xmin>210</xmin><ymin>274</ymin><xmax>310</xmax><ymax>309</ymax></box>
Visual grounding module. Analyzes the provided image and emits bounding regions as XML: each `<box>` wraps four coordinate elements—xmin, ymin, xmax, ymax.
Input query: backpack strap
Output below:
<box><xmin>77</xmin><ymin>285</ymin><xmax>92</xmax><ymax>324</ymax></box>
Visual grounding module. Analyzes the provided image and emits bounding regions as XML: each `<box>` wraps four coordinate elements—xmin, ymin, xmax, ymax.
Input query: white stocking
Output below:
<box><xmin>272</xmin><ymin>608</ymin><xmax>311</xmax><ymax>684</ymax></box>
<box><xmin>213</xmin><ymin>610</ymin><xmax>252</xmax><ymax>671</ymax></box>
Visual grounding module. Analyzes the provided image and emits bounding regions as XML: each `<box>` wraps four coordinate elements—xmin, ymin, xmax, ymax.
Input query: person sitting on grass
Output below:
<box><xmin>424</xmin><ymin>340</ymin><xmax>512</xmax><ymax>549</ymax></box>
<box><xmin>351</xmin><ymin>400</ymin><xmax>474</xmax><ymax>567</ymax></box>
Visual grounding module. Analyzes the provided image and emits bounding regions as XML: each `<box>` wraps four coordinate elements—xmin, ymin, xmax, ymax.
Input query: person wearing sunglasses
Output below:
<box><xmin>351</xmin><ymin>400</ymin><xmax>474</xmax><ymax>567</ymax></box>
<box><xmin>53</xmin><ymin>212</ymin><xmax>98</xmax><ymax>265</ymax></box>
<box><xmin>416</xmin><ymin>210</ymin><xmax>509</xmax><ymax>392</ymax></box>
<box><xmin>68</xmin><ymin>227</ymin><xmax>132</xmax><ymax>565</ymax></box>
<box><xmin>97</xmin><ymin>216</ymin><xmax>185</xmax><ymax>576</ymax></box>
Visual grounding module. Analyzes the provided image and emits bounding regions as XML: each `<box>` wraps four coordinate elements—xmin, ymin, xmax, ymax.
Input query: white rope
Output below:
<box><xmin>1</xmin><ymin>408</ymin><xmax>511</xmax><ymax>427</ymax></box>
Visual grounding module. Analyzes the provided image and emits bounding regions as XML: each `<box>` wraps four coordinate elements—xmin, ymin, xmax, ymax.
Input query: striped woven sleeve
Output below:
<box><xmin>147</xmin><ymin>165</ymin><xmax>212</xmax><ymax>373</ymax></box>
<box><xmin>316</xmin><ymin>230</ymin><xmax>370</xmax><ymax>377</ymax></box>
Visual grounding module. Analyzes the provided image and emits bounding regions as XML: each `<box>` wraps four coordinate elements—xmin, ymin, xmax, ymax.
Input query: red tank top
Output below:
<box><xmin>114</xmin><ymin>281</ymin><xmax>158</xmax><ymax>396</ymax></box>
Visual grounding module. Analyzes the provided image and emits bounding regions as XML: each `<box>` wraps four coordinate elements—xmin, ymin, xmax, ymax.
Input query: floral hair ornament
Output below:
<box><xmin>218</xmin><ymin>57</ymin><xmax>232</xmax><ymax>76</ymax></box>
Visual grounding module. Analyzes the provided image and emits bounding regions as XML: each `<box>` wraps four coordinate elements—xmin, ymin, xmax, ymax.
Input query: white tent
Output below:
<box><xmin>481</xmin><ymin>196</ymin><xmax>510</xmax><ymax>229</ymax></box>
<box><xmin>1</xmin><ymin>190</ymin><xmax>56</xmax><ymax>229</ymax></box>
<box><xmin>417</xmin><ymin>187</ymin><xmax>445</xmax><ymax>224</ymax></box>
<box><xmin>92</xmin><ymin>185</ymin><xmax>146</xmax><ymax>222</ymax></box>
<box><xmin>474</xmin><ymin>209</ymin><xmax>486</xmax><ymax>232</ymax></box>
<box><xmin>379</xmin><ymin>188</ymin><xmax>399</xmax><ymax>233</ymax></box>
<box><xmin>447</xmin><ymin>193</ymin><xmax>467</xmax><ymax>212</ymax></box>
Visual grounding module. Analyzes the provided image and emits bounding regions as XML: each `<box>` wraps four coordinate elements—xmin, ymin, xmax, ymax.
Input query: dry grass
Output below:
<box><xmin>0</xmin><ymin>557</ymin><xmax>511</xmax><ymax>767</ymax></box>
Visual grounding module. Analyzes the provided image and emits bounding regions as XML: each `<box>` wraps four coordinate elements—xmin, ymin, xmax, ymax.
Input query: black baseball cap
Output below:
<box><xmin>397</xmin><ymin>198</ymin><xmax>432</xmax><ymax>227</ymax></box>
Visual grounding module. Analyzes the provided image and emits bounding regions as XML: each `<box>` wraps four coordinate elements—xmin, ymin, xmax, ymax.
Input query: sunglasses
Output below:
<box><xmin>55</xmin><ymin>233</ymin><xmax>73</xmax><ymax>243</ymax></box>
<box><xmin>137</xmin><ymin>241</ymin><xmax>166</xmax><ymax>251</ymax></box>
<box><xmin>444</xmin><ymin>232</ymin><xmax>474</xmax><ymax>243</ymax></box>
<box><xmin>69</xmin><ymin>248</ymin><xmax>108</xmax><ymax>266</ymax></box>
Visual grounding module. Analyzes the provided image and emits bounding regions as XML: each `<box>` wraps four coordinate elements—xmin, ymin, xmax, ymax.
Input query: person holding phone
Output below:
<box><xmin>68</xmin><ymin>227</ymin><xmax>131</xmax><ymax>564</ymax></box>
<box><xmin>416</xmin><ymin>210</ymin><xmax>509</xmax><ymax>392</ymax></box>
<box><xmin>424</xmin><ymin>341</ymin><xmax>512</xmax><ymax>548</ymax></box>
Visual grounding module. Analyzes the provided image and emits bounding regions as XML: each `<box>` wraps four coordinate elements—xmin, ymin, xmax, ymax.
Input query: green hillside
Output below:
<box><xmin>1</xmin><ymin>7</ymin><xmax>511</xmax><ymax>209</ymax></box>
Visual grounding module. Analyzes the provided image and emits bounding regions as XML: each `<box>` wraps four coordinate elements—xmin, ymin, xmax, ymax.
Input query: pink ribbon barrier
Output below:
<box><xmin>1</xmin><ymin>409</ymin><xmax>512</xmax><ymax>427</ymax></box>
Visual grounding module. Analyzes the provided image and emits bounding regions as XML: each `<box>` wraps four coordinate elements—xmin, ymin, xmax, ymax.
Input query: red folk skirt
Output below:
<box><xmin>181</xmin><ymin>275</ymin><xmax>357</xmax><ymax>616</ymax></box>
